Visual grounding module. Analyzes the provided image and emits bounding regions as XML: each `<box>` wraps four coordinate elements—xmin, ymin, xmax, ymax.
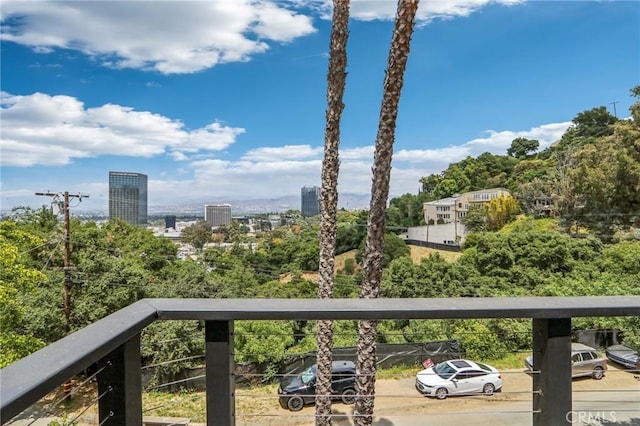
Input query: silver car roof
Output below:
<box><xmin>571</xmin><ymin>342</ymin><xmax>597</xmax><ymax>352</ymax></box>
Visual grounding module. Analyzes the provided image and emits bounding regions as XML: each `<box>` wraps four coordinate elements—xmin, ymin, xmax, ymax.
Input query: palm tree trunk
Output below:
<box><xmin>354</xmin><ymin>1</ymin><xmax>418</xmax><ymax>425</ymax></box>
<box><xmin>316</xmin><ymin>1</ymin><xmax>350</xmax><ymax>425</ymax></box>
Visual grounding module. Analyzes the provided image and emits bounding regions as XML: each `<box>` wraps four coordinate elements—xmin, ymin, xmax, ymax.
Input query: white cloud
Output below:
<box><xmin>395</xmin><ymin>146</ymin><xmax>470</xmax><ymax>164</ymax></box>
<box><xmin>463</xmin><ymin>121</ymin><xmax>571</xmax><ymax>153</ymax></box>
<box><xmin>0</xmin><ymin>0</ymin><xmax>316</xmax><ymax>74</ymax></box>
<box><xmin>306</xmin><ymin>0</ymin><xmax>522</xmax><ymax>22</ymax></box>
<box><xmin>147</xmin><ymin>120</ymin><xmax>568</xmax><ymax>202</ymax></box>
<box><xmin>0</xmin><ymin>92</ymin><xmax>245</xmax><ymax>166</ymax></box>
<box><xmin>340</xmin><ymin>146</ymin><xmax>375</xmax><ymax>160</ymax></box>
<box><xmin>393</xmin><ymin>121</ymin><xmax>571</xmax><ymax>169</ymax></box>
<box><xmin>0</xmin><ymin>90</ymin><xmax>571</xmax><ymax>210</ymax></box>
<box><xmin>0</xmin><ymin>0</ymin><xmax>524</xmax><ymax>74</ymax></box>
<box><xmin>242</xmin><ymin>145</ymin><xmax>323</xmax><ymax>161</ymax></box>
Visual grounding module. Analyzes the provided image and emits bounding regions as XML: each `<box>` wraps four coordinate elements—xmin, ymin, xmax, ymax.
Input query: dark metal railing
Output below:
<box><xmin>2</xmin><ymin>296</ymin><xmax>639</xmax><ymax>425</ymax></box>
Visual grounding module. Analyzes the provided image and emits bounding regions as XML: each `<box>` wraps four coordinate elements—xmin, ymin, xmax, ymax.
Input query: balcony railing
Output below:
<box><xmin>2</xmin><ymin>296</ymin><xmax>639</xmax><ymax>425</ymax></box>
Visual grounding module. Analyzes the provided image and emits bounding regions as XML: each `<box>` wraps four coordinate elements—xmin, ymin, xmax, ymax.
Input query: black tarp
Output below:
<box><xmin>573</xmin><ymin>329</ymin><xmax>622</xmax><ymax>349</ymax></box>
<box><xmin>153</xmin><ymin>340</ymin><xmax>463</xmax><ymax>390</ymax></box>
<box><xmin>279</xmin><ymin>339</ymin><xmax>463</xmax><ymax>377</ymax></box>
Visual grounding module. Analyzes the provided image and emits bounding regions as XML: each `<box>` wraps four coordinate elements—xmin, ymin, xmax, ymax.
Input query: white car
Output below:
<box><xmin>415</xmin><ymin>359</ymin><xmax>503</xmax><ymax>399</ymax></box>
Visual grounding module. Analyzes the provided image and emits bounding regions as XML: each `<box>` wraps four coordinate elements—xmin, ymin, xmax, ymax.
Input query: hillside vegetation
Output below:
<box><xmin>388</xmin><ymin>86</ymin><xmax>640</xmax><ymax>241</ymax></box>
<box><xmin>2</xmin><ymin>88</ymin><xmax>638</xmax><ymax>381</ymax></box>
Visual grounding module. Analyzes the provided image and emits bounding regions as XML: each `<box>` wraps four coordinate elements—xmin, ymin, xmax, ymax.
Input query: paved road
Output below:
<box><xmin>370</xmin><ymin>393</ymin><xmax>640</xmax><ymax>426</ymax></box>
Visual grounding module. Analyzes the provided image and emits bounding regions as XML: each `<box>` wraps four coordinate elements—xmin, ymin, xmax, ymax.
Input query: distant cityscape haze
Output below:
<box><xmin>1</xmin><ymin>193</ymin><xmax>372</xmax><ymax>217</ymax></box>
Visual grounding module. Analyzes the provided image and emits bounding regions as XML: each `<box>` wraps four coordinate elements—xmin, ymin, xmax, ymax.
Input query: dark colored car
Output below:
<box><xmin>278</xmin><ymin>360</ymin><xmax>356</xmax><ymax>411</ymax></box>
<box><xmin>606</xmin><ymin>344</ymin><xmax>640</xmax><ymax>370</ymax></box>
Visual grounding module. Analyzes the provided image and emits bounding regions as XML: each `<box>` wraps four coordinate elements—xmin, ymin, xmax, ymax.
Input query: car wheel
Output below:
<box><xmin>287</xmin><ymin>396</ymin><xmax>304</xmax><ymax>412</ymax></box>
<box><xmin>435</xmin><ymin>387</ymin><xmax>448</xmax><ymax>400</ymax></box>
<box><xmin>592</xmin><ymin>366</ymin><xmax>604</xmax><ymax>380</ymax></box>
<box><xmin>341</xmin><ymin>388</ymin><xmax>356</xmax><ymax>405</ymax></box>
<box><xmin>482</xmin><ymin>383</ymin><xmax>495</xmax><ymax>395</ymax></box>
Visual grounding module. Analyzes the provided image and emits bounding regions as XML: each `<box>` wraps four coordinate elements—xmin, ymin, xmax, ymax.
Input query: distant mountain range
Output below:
<box><xmin>149</xmin><ymin>193</ymin><xmax>372</xmax><ymax>215</ymax></box>
<box><xmin>1</xmin><ymin>193</ymin><xmax>373</xmax><ymax>218</ymax></box>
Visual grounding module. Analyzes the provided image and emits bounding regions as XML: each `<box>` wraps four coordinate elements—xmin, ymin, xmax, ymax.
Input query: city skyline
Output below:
<box><xmin>1</xmin><ymin>1</ymin><xmax>638</xmax><ymax>212</ymax></box>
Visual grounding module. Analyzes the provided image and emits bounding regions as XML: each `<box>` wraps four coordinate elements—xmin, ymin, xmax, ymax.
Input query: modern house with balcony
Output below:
<box><xmin>406</xmin><ymin>188</ymin><xmax>511</xmax><ymax>247</ymax></box>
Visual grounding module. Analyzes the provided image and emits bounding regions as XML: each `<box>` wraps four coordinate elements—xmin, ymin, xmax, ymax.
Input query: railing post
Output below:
<box><xmin>532</xmin><ymin>318</ymin><xmax>572</xmax><ymax>426</ymax></box>
<box><xmin>206</xmin><ymin>320</ymin><xmax>235</xmax><ymax>425</ymax></box>
<box><xmin>96</xmin><ymin>334</ymin><xmax>142</xmax><ymax>425</ymax></box>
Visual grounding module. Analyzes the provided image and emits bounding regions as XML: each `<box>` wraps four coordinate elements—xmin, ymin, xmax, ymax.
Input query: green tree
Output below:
<box><xmin>356</xmin><ymin>233</ymin><xmax>410</xmax><ymax>269</ymax></box>
<box><xmin>630</xmin><ymin>85</ymin><xmax>640</xmax><ymax>122</ymax></box>
<box><xmin>336</xmin><ymin>211</ymin><xmax>368</xmax><ymax>254</ymax></box>
<box><xmin>181</xmin><ymin>221</ymin><xmax>213</xmax><ymax>251</ymax></box>
<box><xmin>441</xmin><ymin>165</ymin><xmax>471</xmax><ymax>193</ymax></box>
<box><xmin>570</xmin><ymin>106</ymin><xmax>618</xmax><ymax>138</ymax></box>
<box><xmin>507</xmin><ymin>137</ymin><xmax>539</xmax><ymax>158</ymax></box>
<box><xmin>485</xmin><ymin>195</ymin><xmax>521</xmax><ymax>231</ymax></box>
<box><xmin>420</xmin><ymin>173</ymin><xmax>442</xmax><ymax>196</ymax></box>
<box><xmin>461</xmin><ymin>204</ymin><xmax>487</xmax><ymax>233</ymax></box>
<box><xmin>141</xmin><ymin>320</ymin><xmax>205</xmax><ymax>388</ymax></box>
<box><xmin>434</xmin><ymin>178</ymin><xmax>459</xmax><ymax>198</ymax></box>
<box><xmin>569</xmin><ymin>119</ymin><xmax>639</xmax><ymax>235</ymax></box>
<box><xmin>558</xmin><ymin>106</ymin><xmax>618</xmax><ymax>150</ymax></box>
<box><xmin>388</xmin><ymin>192</ymin><xmax>428</xmax><ymax>227</ymax></box>
<box><xmin>0</xmin><ymin>222</ymin><xmax>47</xmax><ymax>367</ymax></box>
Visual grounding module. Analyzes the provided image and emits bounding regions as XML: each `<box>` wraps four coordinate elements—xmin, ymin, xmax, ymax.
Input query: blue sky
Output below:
<box><xmin>1</xmin><ymin>0</ymin><xmax>638</xmax><ymax>213</ymax></box>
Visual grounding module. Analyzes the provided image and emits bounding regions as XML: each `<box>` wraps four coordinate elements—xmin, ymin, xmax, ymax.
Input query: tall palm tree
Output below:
<box><xmin>354</xmin><ymin>1</ymin><xmax>419</xmax><ymax>424</ymax></box>
<box><xmin>316</xmin><ymin>1</ymin><xmax>350</xmax><ymax>424</ymax></box>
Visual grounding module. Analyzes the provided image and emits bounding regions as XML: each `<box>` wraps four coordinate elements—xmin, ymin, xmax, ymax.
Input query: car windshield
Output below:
<box><xmin>434</xmin><ymin>362</ymin><xmax>457</xmax><ymax>380</ymax></box>
<box><xmin>300</xmin><ymin>366</ymin><xmax>316</xmax><ymax>384</ymax></box>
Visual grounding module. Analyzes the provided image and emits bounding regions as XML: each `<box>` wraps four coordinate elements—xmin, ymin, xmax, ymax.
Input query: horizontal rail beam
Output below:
<box><xmin>2</xmin><ymin>296</ymin><xmax>639</xmax><ymax>423</ymax></box>
<box><xmin>149</xmin><ymin>296</ymin><xmax>640</xmax><ymax>321</ymax></box>
<box><xmin>0</xmin><ymin>300</ymin><xmax>157</xmax><ymax>421</ymax></box>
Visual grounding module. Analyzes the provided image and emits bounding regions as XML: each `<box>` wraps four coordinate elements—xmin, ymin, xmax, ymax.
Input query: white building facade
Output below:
<box><xmin>205</xmin><ymin>204</ymin><xmax>232</xmax><ymax>227</ymax></box>
<box><xmin>417</xmin><ymin>188</ymin><xmax>511</xmax><ymax>245</ymax></box>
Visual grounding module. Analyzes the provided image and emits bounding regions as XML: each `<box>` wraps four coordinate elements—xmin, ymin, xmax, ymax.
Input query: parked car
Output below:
<box><xmin>415</xmin><ymin>359</ymin><xmax>503</xmax><ymax>399</ymax></box>
<box><xmin>278</xmin><ymin>360</ymin><xmax>356</xmax><ymax>411</ymax></box>
<box><xmin>524</xmin><ymin>343</ymin><xmax>607</xmax><ymax>380</ymax></box>
<box><xmin>605</xmin><ymin>344</ymin><xmax>640</xmax><ymax>370</ymax></box>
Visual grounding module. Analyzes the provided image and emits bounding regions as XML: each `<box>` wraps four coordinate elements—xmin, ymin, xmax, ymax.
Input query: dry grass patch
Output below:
<box><xmin>280</xmin><ymin>246</ymin><xmax>460</xmax><ymax>283</ymax></box>
<box><xmin>409</xmin><ymin>245</ymin><xmax>461</xmax><ymax>263</ymax></box>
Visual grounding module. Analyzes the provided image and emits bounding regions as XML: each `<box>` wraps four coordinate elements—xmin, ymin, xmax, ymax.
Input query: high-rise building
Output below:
<box><xmin>301</xmin><ymin>186</ymin><xmax>320</xmax><ymax>217</ymax></box>
<box><xmin>109</xmin><ymin>171</ymin><xmax>148</xmax><ymax>226</ymax></box>
<box><xmin>205</xmin><ymin>204</ymin><xmax>232</xmax><ymax>227</ymax></box>
<box><xmin>165</xmin><ymin>215</ymin><xmax>177</xmax><ymax>230</ymax></box>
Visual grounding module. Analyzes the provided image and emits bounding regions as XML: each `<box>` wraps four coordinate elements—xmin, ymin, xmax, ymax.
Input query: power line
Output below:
<box><xmin>609</xmin><ymin>101</ymin><xmax>619</xmax><ymax>118</ymax></box>
<box><xmin>35</xmin><ymin>191</ymin><xmax>89</xmax><ymax>334</ymax></box>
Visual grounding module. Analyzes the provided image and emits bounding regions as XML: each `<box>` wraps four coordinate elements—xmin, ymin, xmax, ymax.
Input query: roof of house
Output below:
<box><xmin>424</xmin><ymin>197</ymin><xmax>458</xmax><ymax>206</ymax></box>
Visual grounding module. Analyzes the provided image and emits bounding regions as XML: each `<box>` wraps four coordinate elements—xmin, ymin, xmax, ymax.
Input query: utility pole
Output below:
<box><xmin>425</xmin><ymin>215</ymin><xmax>430</xmax><ymax>247</ymax></box>
<box><xmin>609</xmin><ymin>101</ymin><xmax>619</xmax><ymax>118</ymax></box>
<box><xmin>453</xmin><ymin>203</ymin><xmax>458</xmax><ymax>244</ymax></box>
<box><xmin>35</xmin><ymin>191</ymin><xmax>89</xmax><ymax>334</ymax></box>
